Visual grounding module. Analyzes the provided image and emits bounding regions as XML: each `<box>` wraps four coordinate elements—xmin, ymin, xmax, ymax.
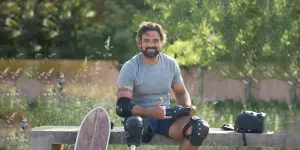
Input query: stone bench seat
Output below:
<box><xmin>28</xmin><ymin>126</ymin><xmax>300</xmax><ymax>150</ymax></box>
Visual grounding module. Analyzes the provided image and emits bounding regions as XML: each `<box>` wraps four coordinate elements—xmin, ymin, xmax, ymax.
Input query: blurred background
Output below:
<box><xmin>0</xmin><ymin>0</ymin><xmax>300</xmax><ymax>149</ymax></box>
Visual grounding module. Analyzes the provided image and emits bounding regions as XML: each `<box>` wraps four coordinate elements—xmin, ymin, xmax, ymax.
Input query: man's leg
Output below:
<box><xmin>123</xmin><ymin>116</ymin><xmax>144</xmax><ymax>147</ymax></box>
<box><xmin>123</xmin><ymin>116</ymin><xmax>157</xmax><ymax>147</ymax></box>
<box><xmin>168</xmin><ymin>116</ymin><xmax>209</xmax><ymax>150</ymax></box>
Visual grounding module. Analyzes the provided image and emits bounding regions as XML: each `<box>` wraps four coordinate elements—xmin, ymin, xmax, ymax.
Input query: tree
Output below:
<box><xmin>133</xmin><ymin>0</ymin><xmax>300</xmax><ymax>100</ymax></box>
<box><xmin>0</xmin><ymin>0</ymin><xmax>144</xmax><ymax>68</ymax></box>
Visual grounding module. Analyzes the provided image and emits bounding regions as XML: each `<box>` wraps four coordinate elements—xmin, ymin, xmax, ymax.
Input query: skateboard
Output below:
<box><xmin>74</xmin><ymin>107</ymin><xmax>111</xmax><ymax>150</ymax></box>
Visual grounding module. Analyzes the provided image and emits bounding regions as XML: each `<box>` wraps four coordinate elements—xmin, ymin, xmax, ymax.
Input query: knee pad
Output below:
<box><xmin>124</xmin><ymin>116</ymin><xmax>144</xmax><ymax>147</ymax></box>
<box><xmin>182</xmin><ymin>116</ymin><xmax>209</xmax><ymax>146</ymax></box>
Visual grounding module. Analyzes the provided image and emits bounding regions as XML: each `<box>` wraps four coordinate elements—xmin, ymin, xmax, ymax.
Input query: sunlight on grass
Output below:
<box><xmin>1</xmin><ymin>89</ymin><xmax>300</xmax><ymax>150</ymax></box>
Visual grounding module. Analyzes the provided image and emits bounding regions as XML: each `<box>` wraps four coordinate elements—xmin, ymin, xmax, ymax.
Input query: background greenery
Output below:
<box><xmin>1</xmin><ymin>0</ymin><xmax>300</xmax><ymax>77</ymax></box>
<box><xmin>1</xmin><ymin>0</ymin><xmax>300</xmax><ymax>149</ymax></box>
<box><xmin>0</xmin><ymin>87</ymin><xmax>299</xmax><ymax>150</ymax></box>
<box><xmin>1</xmin><ymin>0</ymin><xmax>299</xmax><ymax>100</ymax></box>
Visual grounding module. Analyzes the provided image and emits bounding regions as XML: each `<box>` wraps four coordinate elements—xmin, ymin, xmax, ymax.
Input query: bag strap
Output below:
<box><xmin>241</xmin><ymin>129</ymin><xmax>247</xmax><ymax>146</ymax></box>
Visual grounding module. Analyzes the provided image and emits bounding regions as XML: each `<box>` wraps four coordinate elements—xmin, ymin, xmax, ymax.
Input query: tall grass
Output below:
<box><xmin>1</xmin><ymin>60</ymin><xmax>299</xmax><ymax>150</ymax></box>
<box><xmin>1</xmin><ymin>91</ymin><xmax>299</xmax><ymax>150</ymax></box>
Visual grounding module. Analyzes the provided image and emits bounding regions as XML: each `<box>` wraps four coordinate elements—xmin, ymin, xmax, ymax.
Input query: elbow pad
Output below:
<box><xmin>116</xmin><ymin>97</ymin><xmax>136</xmax><ymax>118</ymax></box>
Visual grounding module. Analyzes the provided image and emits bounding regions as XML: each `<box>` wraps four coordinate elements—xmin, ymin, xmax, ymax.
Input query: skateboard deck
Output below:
<box><xmin>74</xmin><ymin>107</ymin><xmax>111</xmax><ymax>150</ymax></box>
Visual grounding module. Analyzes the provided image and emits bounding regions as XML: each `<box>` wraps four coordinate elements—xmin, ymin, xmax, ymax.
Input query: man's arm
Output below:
<box><xmin>171</xmin><ymin>82</ymin><xmax>192</xmax><ymax>106</ymax></box>
<box><xmin>116</xmin><ymin>63</ymin><xmax>152</xmax><ymax>118</ymax></box>
<box><xmin>116</xmin><ymin>63</ymin><xmax>169</xmax><ymax>119</ymax></box>
<box><xmin>171</xmin><ymin>60</ymin><xmax>192</xmax><ymax>106</ymax></box>
<box><xmin>116</xmin><ymin>85</ymin><xmax>152</xmax><ymax>117</ymax></box>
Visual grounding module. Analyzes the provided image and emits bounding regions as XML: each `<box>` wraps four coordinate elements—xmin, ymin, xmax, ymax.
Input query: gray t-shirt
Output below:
<box><xmin>117</xmin><ymin>52</ymin><xmax>183</xmax><ymax>108</ymax></box>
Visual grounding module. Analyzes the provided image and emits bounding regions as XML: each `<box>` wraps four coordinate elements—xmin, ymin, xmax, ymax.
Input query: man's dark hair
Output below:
<box><xmin>136</xmin><ymin>21</ymin><xmax>167</xmax><ymax>45</ymax></box>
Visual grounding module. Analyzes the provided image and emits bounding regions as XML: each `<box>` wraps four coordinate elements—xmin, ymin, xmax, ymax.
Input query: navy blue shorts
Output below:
<box><xmin>143</xmin><ymin>116</ymin><xmax>173</xmax><ymax>137</ymax></box>
<box><xmin>122</xmin><ymin>108</ymin><xmax>174</xmax><ymax>143</ymax></box>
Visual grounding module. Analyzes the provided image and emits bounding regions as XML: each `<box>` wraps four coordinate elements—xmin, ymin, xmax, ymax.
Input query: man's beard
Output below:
<box><xmin>141</xmin><ymin>47</ymin><xmax>159</xmax><ymax>58</ymax></box>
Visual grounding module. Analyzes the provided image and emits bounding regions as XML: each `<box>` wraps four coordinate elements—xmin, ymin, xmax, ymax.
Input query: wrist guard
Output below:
<box><xmin>171</xmin><ymin>105</ymin><xmax>190</xmax><ymax>121</ymax></box>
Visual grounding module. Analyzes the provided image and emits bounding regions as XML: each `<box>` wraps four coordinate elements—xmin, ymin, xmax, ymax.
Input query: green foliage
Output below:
<box><xmin>0</xmin><ymin>0</ymin><xmax>141</xmax><ymax>67</ymax></box>
<box><xmin>0</xmin><ymin>68</ymin><xmax>299</xmax><ymax>149</ymax></box>
<box><xmin>29</xmin><ymin>97</ymin><xmax>91</xmax><ymax>126</ymax></box>
<box><xmin>0</xmin><ymin>87</ymin><xmax>28</xmax><ymax>113</ymax></box>
<box><xmin>0</xmin><ymin>90</ymin><xmax>118</xmax><ymax>150</ymax></box>
<box><xmin>134</xmin><ymin>0</ymin><xmax>300</xmax><ymax>80</ymax></box>
<box><xmin>0</xmin><ymin>88</ymin><xmax>30</xmax><ymax>150</ymax></box>
<box><xmin>1</xmin><ymin>0</ymin><xmax>299</xmax><ymax>78</ymax></box>
<box><xmin>1</xmin><ymin>94</ymin><xmax>299</xmax><ymax>150</ymax></box>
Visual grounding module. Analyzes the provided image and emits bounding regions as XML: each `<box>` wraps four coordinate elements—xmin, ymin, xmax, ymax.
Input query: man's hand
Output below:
<box><xmin>149</xmin><ymin>98</ymin><xmax>172</xmax><ymax>119</ymax></box>
<box><xmin>187</xmin><ymin>105</ymin><xmax>197</xmax><ymax>116</ymax></box>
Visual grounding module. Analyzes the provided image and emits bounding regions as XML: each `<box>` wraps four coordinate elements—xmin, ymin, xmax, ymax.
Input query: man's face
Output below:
<box><xmin>139</xmin><ymin>31</ymin><xmax>162</xmax><ymax>58</ymax></box>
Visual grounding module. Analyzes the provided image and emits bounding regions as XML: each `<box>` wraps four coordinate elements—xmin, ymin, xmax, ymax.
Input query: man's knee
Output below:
<box><xmin>124</xmin><ymin>116</ymin><xmax>153</xmax><ymax>146</ymax></box>
<box><xmin>124</xmin><ymin>116</ymin><xmax>144</xmax><ymax>146</ymax></box>
<box><xmin>182</xmin><ymin>116</ymin><xmax>209</xmax><ymax>146</ymax></box>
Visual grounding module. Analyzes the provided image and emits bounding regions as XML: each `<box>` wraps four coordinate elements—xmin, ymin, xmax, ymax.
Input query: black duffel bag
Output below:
<box><xmin>234</xmin><ymin>111</ymin><xmax>266</xmax><ymax>146</ymax></box>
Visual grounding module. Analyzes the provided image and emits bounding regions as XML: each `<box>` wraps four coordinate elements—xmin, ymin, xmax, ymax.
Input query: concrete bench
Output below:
<box><xmin>28</xmin><ymin>126</ymin><xmax>300</xmax><ymax>150</ymax></box>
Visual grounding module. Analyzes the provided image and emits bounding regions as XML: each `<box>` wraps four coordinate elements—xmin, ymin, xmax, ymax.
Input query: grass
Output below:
<box><xmin>1</xmin><ymin>56</ymin><xmax>299</xmax><ymax>150</ymax></box>
<box><xmin>1</xmin><ymin>88</ymin><xmax>300</xmax><ymax>150</ymax></box>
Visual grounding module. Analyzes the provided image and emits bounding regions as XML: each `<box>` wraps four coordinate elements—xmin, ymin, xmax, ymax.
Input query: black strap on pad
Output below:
<box><xmin>182</xmin><ymin>116</ymin><xmax>209</xmax><ymax>146</ymax></box>
<box><xmin>171</xmin><ymin>105</ymin><xmax>190</xmax><ymax>121</ymax></box>
<box><xmin>241</xmin><ymin>129</ymin><xmax>247</xmax><ymax>146</ymax></box>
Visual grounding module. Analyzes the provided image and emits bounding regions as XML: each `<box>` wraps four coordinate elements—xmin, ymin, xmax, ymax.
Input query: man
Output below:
<box><xmin>115</xmin><ymin>21</ymin><xmax>209</xmax><ymax>150</ymax></box>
